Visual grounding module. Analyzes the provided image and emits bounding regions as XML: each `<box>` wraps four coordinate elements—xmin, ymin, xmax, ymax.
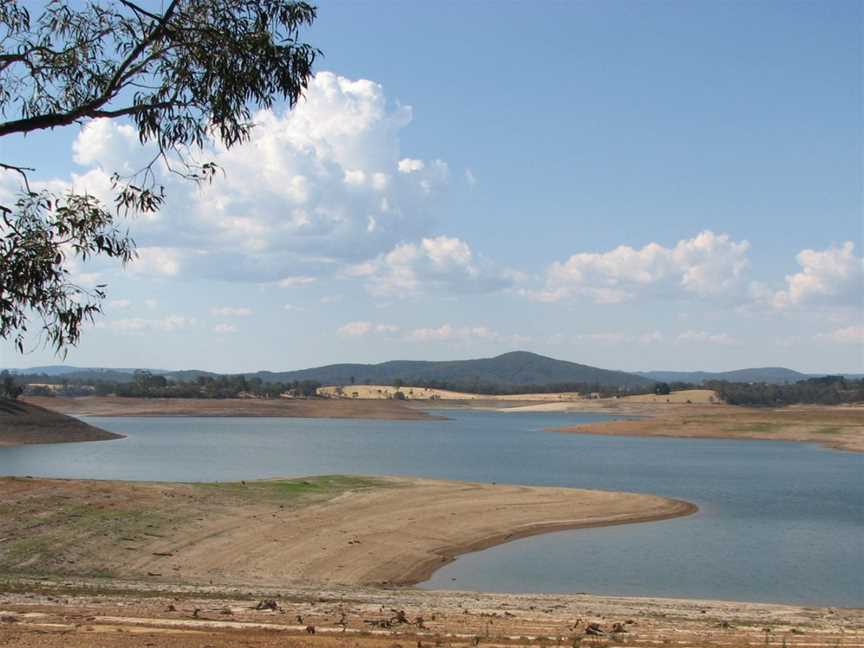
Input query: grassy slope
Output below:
<box><xmin>0</xmin><ymin>475</ymin><xmax>388</xmax><ymax>578</ymax></box>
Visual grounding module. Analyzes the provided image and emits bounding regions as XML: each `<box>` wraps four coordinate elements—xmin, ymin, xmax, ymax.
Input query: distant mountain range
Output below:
<box><xmin>7</xmin><ymin>352</ymin><xmax>861</xmax><ymax>388</ymax></box>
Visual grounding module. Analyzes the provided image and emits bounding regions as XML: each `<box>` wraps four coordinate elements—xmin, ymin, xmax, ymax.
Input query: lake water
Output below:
<box><xmin>0</xmin><ymin>410</ymin><xmax>861</xmax><ymax>606</ymax></box>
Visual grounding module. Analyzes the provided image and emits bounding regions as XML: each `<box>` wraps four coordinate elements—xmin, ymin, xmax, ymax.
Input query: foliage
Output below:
<box><xmin>0</xmin><ymin>369</ymin><xmax>24</xmax><ymax>400</ymax></box>
<box><xmin>654</xmin><ymin>382</ymin><xmax>671</xmax><ymax>395</ymax></box>
<box><xmin>705</xmin><ymin>376</ymin><xmax>864</xmax><ymax>406</ymax></box>
<box><xmin>1</xmin><ymin>0</ymin><xmax>319</xmax><ymax>352</ymax></box>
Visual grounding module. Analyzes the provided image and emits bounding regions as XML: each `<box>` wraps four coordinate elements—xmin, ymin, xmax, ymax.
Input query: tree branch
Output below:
<box><xmin>0</xmin><ymin>162</ymin><xmax>35</xmax><ymax>193</ymax></box>
<box><xmin>0</xmin><ymin>0</ymin><xmax>181</xmax><ymax>138</ymax></box>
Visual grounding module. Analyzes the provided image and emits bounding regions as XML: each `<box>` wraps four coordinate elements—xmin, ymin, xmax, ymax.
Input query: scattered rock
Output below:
<box><xmin>585</xmin><ymin>623</ymin><xmax>604</xmax><ymax>636</ymax></box>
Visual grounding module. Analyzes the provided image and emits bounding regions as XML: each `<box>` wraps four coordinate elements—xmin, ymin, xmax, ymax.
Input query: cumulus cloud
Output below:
<box><xmin>337</xmin><ymin>321</ymin><xmax>399</xmax><ymax>337</ymax></box>
<box><xmin>770</xmin><ymin>242</ymin><xmax>863</xmax><ymax>309</ymax></box>
<box><xmin>63</xmin><ymin>72</ymin><xmax>452</xmax><ymax>284</ymax></box>
<box><xmin>533</xmin><ymin>231</ymin><xmax>750</xmax><ymax>304</ymax></box>
<box><xmin>815</xmin><ymin>325</ymin><xmax>864</xmax><ymax>344</ymax></box>
<box><xmin>355</xmin><ymin>236</ymin><xmax>513</xmax><ymax>297</ymax></box>
<box><xmin>211</xmin><ymin>307</ymin><xmax>253</xmax><ymax>317</ymax></box>
<box><xmin>129</xmin><ymin>247</ymin><xmax>186</xmax><ymax>277</ymax></box>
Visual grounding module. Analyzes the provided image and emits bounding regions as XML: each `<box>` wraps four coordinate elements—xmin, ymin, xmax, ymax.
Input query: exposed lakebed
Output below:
<box><xmin>0</xmin><ymin>409</ymin><xmax>861</xmax><ymax>606</ymax></box>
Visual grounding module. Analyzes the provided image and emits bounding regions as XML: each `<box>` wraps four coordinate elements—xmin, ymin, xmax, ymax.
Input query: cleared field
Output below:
<box><xmin>620</xmin><ymin>389</ymin><xmax>718</xmax><ymax>403</ymax></box>
<box><xmin>318</xmin><ymin>384</ymin><xmax>586</xmax><ymax>401</ymax></box>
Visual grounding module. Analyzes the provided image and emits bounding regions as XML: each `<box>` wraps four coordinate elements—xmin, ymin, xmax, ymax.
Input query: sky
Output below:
<box><xmin>1</xmin><ymin>0</ymin><xmax>862</xmax><ymax>374</ymax></box>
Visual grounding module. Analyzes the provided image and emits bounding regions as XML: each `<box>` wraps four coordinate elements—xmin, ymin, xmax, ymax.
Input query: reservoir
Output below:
<box><xmin>0</xmin><ymin>410</ymin><xmax>861</xmax><ymax>606</ymax></box>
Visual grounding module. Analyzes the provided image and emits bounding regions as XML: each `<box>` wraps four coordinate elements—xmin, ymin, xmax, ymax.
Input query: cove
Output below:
<box><xmin>0</xmin><ymin>409</ymin><xmax>860</xmax><ymax>606</ymax></box>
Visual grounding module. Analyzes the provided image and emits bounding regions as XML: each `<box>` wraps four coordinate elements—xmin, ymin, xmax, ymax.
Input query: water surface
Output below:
<box><xmin>0</xmin><ymin>410</ymin><xmax>860</xmax><ymax>606</ymax></box>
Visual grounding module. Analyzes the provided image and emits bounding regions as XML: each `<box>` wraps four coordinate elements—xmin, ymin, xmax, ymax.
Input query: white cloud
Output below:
<box><xmin>398</xmin><ymin>158</ymin><xmax>425</xmax><ymax>173</ymax></box>
<box><xmin>337</xmin><ymin>321</ymin><xmax>399</xmax><ymax>337</ymax></box>
<box><xmin>771</xmin><ymin>242</ymin><xmax>863</xmax><ymax>309</ymax></box>
<box><xmin>106</xmin><ymin>315</ymin><xmax>195</xmax><ymax>334</ymax></box>
<box><xmin>129</xmin><ymin>247</ymin><xmax>186</xmax><ymax>277</ymax></box>
<box><xmin>816</xmin><ymin>325</ymin><xmax>864</xmax><ymax>344</ymax></box>
<box><xmin>465</xmin><ymin>168</ymin><xmax>477</xmax><ymax>186</ymax></box>
<box><xmin>358</xmin><ymin>236</ymin><xmax>513</xmax><ymax>297</ymax></box>
<box><xmin>144</xmin><ymin>299</ymin><xmax>158</xmax><ymax>310</ymax></box>
<box><xmin>572</xmin><ymin>331</ymin><xmax>664</xmax><ymax>345</ymax></box>
<box><xmin>337</xmin><ymin>321</ymin><xmax>372</xmax><ymax>337</ymax></box>
<box><xmin>277</xmin><ymin>275</ymin><xmax>317</xmax><ymax>287</ymax></box>
<box><xmin>210</xmin><ymin>307</ymin><xmax>253</xmax><ymax>317</ymax></box>
<box><xmin>534</xmin><ymin>231</ymin><xmax>751</xmax><ymax>304</ymax></box>
<box><xmin>212</xmin><ymin>323</ymin><xmax>238</xmax><ymax>334</ymax></box>
<box><xmin>676</xmin><ymin>330</ymin><xmax>736</xmax><ymax>345</ymax></box>
<box><xmin>406</xmin><ymin>324</ymin><xmax>529</xmax><ymax>346</ymax></box>
<box><xmin>62</xmin><ymin>72</ymin><xmax>453</xmax><ymax>284</ymax></box>
<box><xmin>108</xmin><ymin>299</ymin><xmax>132</xmax><ymax>309</ymax></box>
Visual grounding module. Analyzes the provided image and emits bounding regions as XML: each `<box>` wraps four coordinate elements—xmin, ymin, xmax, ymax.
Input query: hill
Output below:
<box><xmin>249</xmin><ymin>351</ymin><xmax>654</xmax><ymax>389</ymax></box>
<box><xmin>638</xmin><ymin>367</ymin><xmax>810</xmax><ymax>385</ymax></box>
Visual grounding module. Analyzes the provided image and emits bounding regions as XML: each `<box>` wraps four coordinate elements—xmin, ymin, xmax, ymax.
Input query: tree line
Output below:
<box><xmin>19</xmin><ymin>370</ymin><xmax>321</xmax><ymax>400</ymax></box>
<box><xmin>705</xmin><ymin>376</ymin><xmax>864</xmax><ymax>406</ymax></box>
<box><xmin>8</xmin><ymin>371</ymin><xmax>864</xmax><ymax>406</ymax></box>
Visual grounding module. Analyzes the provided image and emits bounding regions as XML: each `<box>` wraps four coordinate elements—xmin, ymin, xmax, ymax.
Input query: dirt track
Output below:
<box><xmin>0</xmin><ymin>476</ymin><xmax>694</xmax><ymax>588</ymax></box>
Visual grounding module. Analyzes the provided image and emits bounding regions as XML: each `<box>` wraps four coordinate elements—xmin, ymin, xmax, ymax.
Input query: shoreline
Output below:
<box><xmin>22</xmin><ymin>395</ymin><xmax>441</xmax><ymax>421</ymax></box>
<box><xmin>0</xmin><ymin>476</ymin><xmax>696</xmax><ymax>589</ymax></box>
<box><xmin>397</xmin><ymin>497</ymin><xmax>697</xmax><ymax>586</ymax></box>
<box><xmin>542</xmin><ymin>403</ymin><xmax>864</xmax><ymax>453</ymax></box>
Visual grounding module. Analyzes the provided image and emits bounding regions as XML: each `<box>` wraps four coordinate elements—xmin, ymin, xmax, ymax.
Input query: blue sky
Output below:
<box><xmin>1</xmin><ymin>0</ymin><xmax>862</xmax><ymax>373</ymax></box>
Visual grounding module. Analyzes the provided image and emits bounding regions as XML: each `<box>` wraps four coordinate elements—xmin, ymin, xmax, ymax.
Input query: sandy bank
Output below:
<box><xmin>0</xmin><ymin>399</ymin><xmax>122</xmax><ymax>446</ymax></box>
<box><xmin>0</xmin><ymin>475</ymin><xmax>695</xmax><ymax>588</ymax></box>
<box><xmin>1</xmin><ymin>577</ymin><xmax>860</xmax><ymax>648</ymax></box>
<box><xmin>548</xmin><ymin>403</ymin><xmax>864</xmax><ymax>453</ymax></box>
<box><xmin>22</xmin><ymin>395</ymin><xmax>439</xmax><ymax>421</ymax></box>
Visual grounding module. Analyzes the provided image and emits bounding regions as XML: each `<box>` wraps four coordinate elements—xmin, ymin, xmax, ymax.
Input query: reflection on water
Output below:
<box><xmin>0</xmin><ymin>410</ymin><xmax>861</xmax><ymax>606</ymax></box>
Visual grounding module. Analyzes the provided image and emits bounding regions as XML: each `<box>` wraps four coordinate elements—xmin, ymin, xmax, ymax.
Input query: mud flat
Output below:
<box><xmin>0</xmin><ymin>475</ymin><xmax>694</xmax><ymax>588</ymax></box>
<box><xmin>23</xmin><ymin>395</ymin><xmax>439</xmax><ymax>421</ymax></box>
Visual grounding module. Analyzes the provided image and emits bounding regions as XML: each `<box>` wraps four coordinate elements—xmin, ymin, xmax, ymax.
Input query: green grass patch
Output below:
<box><xmin>720</xmin><ymin>422</ymin><xmax>786</xmax><ymax>434</ymax></box>
<box><xmin>814</xmin><ymin>426</ymin><xmax>843</xmax><ymax>435</ymax></box>
<box><xmin>194</xmin><ymin>474</ymin><xmax>390</xmax><ymax>502</ymax></box>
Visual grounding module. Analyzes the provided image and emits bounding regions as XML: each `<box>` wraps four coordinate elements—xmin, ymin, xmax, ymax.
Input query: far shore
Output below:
<box><xmin>0</xmin><ymin>475</ymin><xmax>695</xmax><ymax>588</ymax></box>
<box><xmin>11</xmin><ymin>392</ymin><xmax>864</xmax><ymax>453</ymax></box>
<box><xmin>22</xmin><ymin>395</ymin><xmax>441</xmax><ymax>421</ymax></box>
<box><xmin>536</xmin><ymin>402</ymin><xmax>864</xmax><ymax>453</ymax></box>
